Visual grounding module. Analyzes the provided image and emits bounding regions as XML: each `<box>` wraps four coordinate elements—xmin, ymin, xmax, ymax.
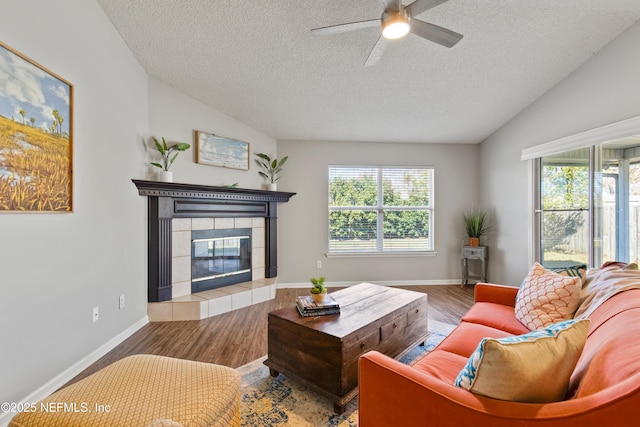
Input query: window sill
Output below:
<box><xmin>326</xmin><ymin>251</ymin><xmax>437</xmax><ymax>258</ymax></box>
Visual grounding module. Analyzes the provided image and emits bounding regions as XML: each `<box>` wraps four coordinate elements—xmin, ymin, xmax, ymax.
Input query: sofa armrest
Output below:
<box><xmin>358</xmin><ymin>351</ymin><xmax>637</xmax><ymax>427</ymax></box>
<box><xmin>474</xmin><ymin>283</ymin><xmax>519</xmax><ymax>306</ymax></box>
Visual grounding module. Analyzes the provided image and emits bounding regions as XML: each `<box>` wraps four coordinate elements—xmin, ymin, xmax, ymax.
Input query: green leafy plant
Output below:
<box><xmin>309</xmin><ymin>276</ymin><xmax>327</xmax><ymax>294</ymax></box>
<box><xmin>150</xmin><ymin>136</ymin><xmax>191</xmax><ymax>171</ymax></box>
<box><xmin>463</xmin><ymin>207</ymin><xmax>490</xmax><ymax>238</ymax></box>
<box><xmin>254</xmin><ymin>153</ymin><xmax>289</xmax><ymax>183</ymax></box>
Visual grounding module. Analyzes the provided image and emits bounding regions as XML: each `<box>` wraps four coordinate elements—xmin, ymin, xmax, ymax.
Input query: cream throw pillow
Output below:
<box><xmin>515</xmin><ymin>263</ymin><xmax>581</xmax><ymax>330</ymax></box>
<box><xmin>454</xmin><ymin>319</ymin><xmax>590</xmax><ymax>403</ymax></box>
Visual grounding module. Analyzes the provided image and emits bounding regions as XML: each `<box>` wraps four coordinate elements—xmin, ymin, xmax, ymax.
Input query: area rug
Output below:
<box><xmin>238</xmin><ymin>319</ymin><xmax>456</xmax><ymax>427</ymax></box>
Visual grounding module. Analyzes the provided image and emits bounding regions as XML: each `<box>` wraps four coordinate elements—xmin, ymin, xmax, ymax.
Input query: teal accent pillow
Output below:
<box><xmin>454</xmin><ymin>319</ymin><xmax>590</xmax><ymax>402</ymax></box>
<box><xmin>549</xmin><ymin>264</ymin><xmax>588</xmax><ymax>284</ymax></box>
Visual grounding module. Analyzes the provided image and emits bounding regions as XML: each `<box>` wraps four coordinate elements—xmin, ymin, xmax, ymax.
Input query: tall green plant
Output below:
<box><xmin>463</xmin><ymin>208</ymin><xmax>490</xmax><ymax>238</ymax></box>
<box><xmin>254</xmin><ymin>153</ymin><xmax>288</xmax><ymax>183</ymax></box>
<box><xmin>150</xmin><ymin>136</ymin><xmax>191</xmax><ymax>171</ymax></box>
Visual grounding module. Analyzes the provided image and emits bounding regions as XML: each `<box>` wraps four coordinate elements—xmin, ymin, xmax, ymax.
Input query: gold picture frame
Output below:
<box><xmin>195</xmin><ymin>130</ymin><xmax>249</xmax><ymax>170</ymax></box>
<box><xmin>0</xmin><ymin>41</ymin><xmax>73</xmax><ymax>212</ymax></box>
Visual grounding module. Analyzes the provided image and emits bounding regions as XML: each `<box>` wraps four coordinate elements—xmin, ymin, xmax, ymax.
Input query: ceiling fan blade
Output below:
<box><xmin>311</xmin><ymin>19</ymin><xmax>380</xmax><ymax>35</ymax></box>
<box><xmin>364</xmin><ymin>36</ymin><xmax>390</xmax><ymax>67</ymax></box>
<box><xmin>406</xmin><ymin>0</ymin><xmax>449</xmax><ymax>17</ymax></box>
<box><xmin>410</xmin><ymin>19</ymin><xmax>463</xmax><ymax>48</ymax></box>
<box><xmin>378</xmin><ymin>0</ymin><xmax>400</xmax><ymax>12</ymax></box>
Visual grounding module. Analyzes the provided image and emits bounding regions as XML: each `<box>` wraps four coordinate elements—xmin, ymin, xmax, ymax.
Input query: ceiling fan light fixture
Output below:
<box><xmin>381</xmin><ymin>13</ymin><xmax>410</xmax><ymax>40</ymax></box>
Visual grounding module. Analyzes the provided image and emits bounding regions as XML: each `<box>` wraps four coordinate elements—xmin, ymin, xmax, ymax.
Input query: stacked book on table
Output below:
<box><xmin>296</xmin><ymin>294</ymin><xmax>341</xmax><ymax>317</ymax></box>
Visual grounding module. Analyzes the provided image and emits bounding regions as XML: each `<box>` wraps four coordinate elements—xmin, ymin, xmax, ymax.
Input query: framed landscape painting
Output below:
<box><xmin>195</xmin><ymin>131</ymin><xmax>249</xmax><ymax>170</ymax></box>
<box><xmin>0</xmin><ymin>41</ymin><xmax>73</xmax><ymax>212</ymax></box>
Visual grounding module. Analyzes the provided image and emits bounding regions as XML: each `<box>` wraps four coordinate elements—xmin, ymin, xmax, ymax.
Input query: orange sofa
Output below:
<box><xmin>359</xmin><ymin>283</ymin><xmax>640</xmax><ymax>426</ymax></box>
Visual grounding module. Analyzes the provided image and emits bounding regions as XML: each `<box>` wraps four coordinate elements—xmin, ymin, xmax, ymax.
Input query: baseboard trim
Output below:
<box><xmin>0</xmin><ymin>316</ymin><xmax>149</xmax><ymax>427</ymax></box>
<box><xmin>277</xmin><ymin>279</ymin><xmax>463</xmax><ymax>289</ymax></box>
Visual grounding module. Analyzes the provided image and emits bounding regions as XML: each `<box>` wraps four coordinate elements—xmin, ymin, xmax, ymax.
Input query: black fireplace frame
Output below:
<box><xmin>132</xmin><ymin>179</ymin><xmax>295</xmax><ymax>302</ymax></box>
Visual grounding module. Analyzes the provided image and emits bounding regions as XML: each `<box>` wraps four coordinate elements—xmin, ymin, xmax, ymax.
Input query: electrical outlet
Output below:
<box><xmin>119</xmin><ymin>294</ymin><xmax>125</xmax><ymax>310</ymax></box>
<box><xmin>316</xmin><ymin>260</ymin><xmax>322</xmax><ymax>269</ymax></box>
<box><xmin>92</xmin><ymin>306</ymin><xmax>99</xmax><ymax>322</ymax></box>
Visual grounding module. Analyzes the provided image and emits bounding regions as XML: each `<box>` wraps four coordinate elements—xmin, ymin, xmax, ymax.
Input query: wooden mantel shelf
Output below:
<box><xmin>132</xmin><ymin>179</ymin><xmax>296</xmax><ymax>203</ymax></box>
<box><xmin>132</xmin><ymin>179</ymin><xmax>296</xmax><ymax>302</ymax></box>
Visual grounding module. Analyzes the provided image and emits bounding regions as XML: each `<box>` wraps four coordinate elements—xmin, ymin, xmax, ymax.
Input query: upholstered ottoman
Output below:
<box><xmin>9</xmin><ymin>354</ymin><xmax>241</xmax><ymax>427</ymax></box>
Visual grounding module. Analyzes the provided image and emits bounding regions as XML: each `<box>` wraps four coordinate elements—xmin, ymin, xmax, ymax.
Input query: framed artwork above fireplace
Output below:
<box><xmin>195</xmin><ymin>130</ymin><xmax>249</xmax><ymax>170</ymax></box>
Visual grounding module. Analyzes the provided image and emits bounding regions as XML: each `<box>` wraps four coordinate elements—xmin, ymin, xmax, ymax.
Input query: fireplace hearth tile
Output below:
<box><xmin>173</xmin><ymin>298</ymin><xmax>208</xmax><ymax>321</ymax></box>
<box><xmin>146</xmin><ymin>278</ymin><xmax>277</xmax><ymax>322</ymax></box>
<box><xmin>208</xmin><ymin>294</ymin><xmax>232</xmax><ymax>317</ymax></box>
<box><xmin>147</xmin><ymin>302</ymin><xmax>173</xmax><ymax>322</ymax></box>
<box><xmin>222</xmin><ymin>285</ymin><xmax>253</xmax><ymax>310</ymax></box>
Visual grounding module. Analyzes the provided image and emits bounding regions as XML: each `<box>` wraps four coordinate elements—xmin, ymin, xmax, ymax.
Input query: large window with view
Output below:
<box><xmin>536</xmin><ymin>138</ymin><xmax>640</xmax><ymax>268</ymax></box>
<box><xmin>328</xmin><ymin>166</ymin><xmax>433</xmax><ymax>255</ymax></box>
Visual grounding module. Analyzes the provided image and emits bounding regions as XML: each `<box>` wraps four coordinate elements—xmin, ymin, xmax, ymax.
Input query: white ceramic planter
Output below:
<box><xmin>157</xmin><ymin>170</ymin><xmax>173</xmax><ymax>183</ymax></box>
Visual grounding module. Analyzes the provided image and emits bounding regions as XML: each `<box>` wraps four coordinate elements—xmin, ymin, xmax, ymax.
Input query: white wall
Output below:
<box><xmin>480</xmin><ymin>21</ymin><xmax>640</xmax><ymax>285</ymax></box>
<box><xmin>147</xmin><ymin>78</ymin><xmax>277</xmax><ymax>188</ymax></box>
<box><xmin>277</xmin><ymin>139</ymin><xmax>480</xmax><ymax>285</ymax></box>
<box><xmin>0</xmin><ymin>1</ymin><xmax>279</xmax><ymax>419</ymax></box>
<box><xmin>0</xmin><ymin>0</ymin><xmax>148</xmax><ymax>410</ymax></box>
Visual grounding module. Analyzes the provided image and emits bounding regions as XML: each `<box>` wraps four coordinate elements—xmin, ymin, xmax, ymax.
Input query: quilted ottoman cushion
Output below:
<box><xmin>9</xmin><ymin>354</ymin><xmax>240</xmax><ymax>427</ymax></box>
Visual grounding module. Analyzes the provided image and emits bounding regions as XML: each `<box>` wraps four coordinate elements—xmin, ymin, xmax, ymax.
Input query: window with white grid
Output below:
<box><xmin>328</xmin><ymin>166</ymin><xmax>434</xmax><ymax>255</ymax></box>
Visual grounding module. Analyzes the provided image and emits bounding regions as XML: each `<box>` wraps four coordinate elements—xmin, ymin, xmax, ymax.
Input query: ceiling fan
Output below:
<box><xmin>311</xmin><ymin>0</ymin><xmax>463</xmax><ymax>67</ymax></box>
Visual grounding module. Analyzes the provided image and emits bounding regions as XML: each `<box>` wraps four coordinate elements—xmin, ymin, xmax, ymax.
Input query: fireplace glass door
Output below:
<box><xmin>191</xmin><ymin>229</ymin><xmax>252</xmax><ymax>292</ymax></box>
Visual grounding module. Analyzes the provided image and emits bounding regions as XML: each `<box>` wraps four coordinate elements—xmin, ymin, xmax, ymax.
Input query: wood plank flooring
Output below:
<box><xmin>66</xmin><ymin>284</ymin><xmax>474</xmax><ymax>387</ymax></box>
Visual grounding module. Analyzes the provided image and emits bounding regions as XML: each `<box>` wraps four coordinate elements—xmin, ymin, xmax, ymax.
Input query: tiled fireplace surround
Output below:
<box><xmin>132</xmin><ymin>180</ymin><xmax>295</xmax><ymax>322</ymax></box>
<box><xmin>148</xmin><ymin>216</ymin><xmax>274</xmax><ymax>321</ymax></box>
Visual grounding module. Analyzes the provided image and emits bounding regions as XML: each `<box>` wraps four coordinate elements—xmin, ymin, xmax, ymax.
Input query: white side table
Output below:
<box><xmin>461</xmin><ymin>246</ymin><xmax>488</xmax><ymax>286</ymax></box>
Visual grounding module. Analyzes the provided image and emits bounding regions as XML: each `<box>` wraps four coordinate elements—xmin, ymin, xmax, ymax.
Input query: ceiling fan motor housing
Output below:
<box><xmin>381</xmin><ymin>9</ymin><xmax>411</xmax><ymax>39</ymax></box>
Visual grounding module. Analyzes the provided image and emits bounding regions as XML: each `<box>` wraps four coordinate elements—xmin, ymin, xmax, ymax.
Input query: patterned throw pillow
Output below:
<box><xmin>515</xmin><ymin>263</ymin><xmax>582</xmax><ymax>330</ymax></box>
<box><xmin>454</xmin><ymin>319</ymin><xmax>590</xmax><ymax>403</ymax></box>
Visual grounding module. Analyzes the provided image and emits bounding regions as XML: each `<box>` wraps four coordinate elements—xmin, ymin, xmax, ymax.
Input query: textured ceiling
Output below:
<box><xmin>97</xmin><ymin>0</ymin><xmax>640</xmax><ymax>144</ymax></box>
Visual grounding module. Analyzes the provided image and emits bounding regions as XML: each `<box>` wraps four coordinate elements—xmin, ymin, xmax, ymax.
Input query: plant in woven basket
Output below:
<box><xmin>463</xmin><ymin>207</ymin><xmax>490</xmax><ymax>246</ymax></box>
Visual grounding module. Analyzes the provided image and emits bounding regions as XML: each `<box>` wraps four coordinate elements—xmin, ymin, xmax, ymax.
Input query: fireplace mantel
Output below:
<box><xmin>132</xmin><ymin>179</ymin><xmax>295</xmax><ymax>302</ymax></box>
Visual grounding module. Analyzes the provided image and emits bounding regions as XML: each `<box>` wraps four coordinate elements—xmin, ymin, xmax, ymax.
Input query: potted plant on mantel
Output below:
<box><xmin>254</xmin><ymin>152</ymin><xmax>288</xmax><ymax>190</ymax></box>
<box><xmin>309</xmin><ymin>276</ymin><xmax>327</xmax><ymax>303</ymax></box>
<box><xmin>463</xmin><ymin>207</ymin><xmax>490</xmax><ymax>247</ymax></box>
<box><xmin>150</xmin><ymin>136</ymin><xmax>191</xmax><ymax>183</ymax></box>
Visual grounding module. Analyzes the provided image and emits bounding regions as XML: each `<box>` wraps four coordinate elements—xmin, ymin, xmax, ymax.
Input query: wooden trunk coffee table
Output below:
<box><xmin>264</xmin><ymin>283</ymin><xmax>428</xmax><ymax>413</ymax></box>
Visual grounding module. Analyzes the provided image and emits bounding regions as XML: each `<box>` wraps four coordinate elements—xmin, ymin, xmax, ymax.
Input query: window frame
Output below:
<box><xmin>327</xmin><ymin>165</ymin><xmax>435</xmax><ymax>257</ymax></box>
<box><xmin>534</xmin><ymin>143</ymin><xmax>640</xmax><ymax>268</ymax></box>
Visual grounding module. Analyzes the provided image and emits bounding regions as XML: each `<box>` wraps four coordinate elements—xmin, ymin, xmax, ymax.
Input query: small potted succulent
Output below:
<box><xmin>254</xmin><ymin>152</ymin><xmax>288</xmax><ymax>190</ymax></box>
<box><xmin>150</xmin><ymin>136</ymin><xmax>191</xmax><ymax>182</ymax></box>
<box><xmin>309</xmin><ymin>276</ymin><xmax>327</xmax><ymax>303</ymax></box>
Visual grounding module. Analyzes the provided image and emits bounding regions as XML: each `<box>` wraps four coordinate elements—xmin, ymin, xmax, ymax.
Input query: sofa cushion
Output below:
<box><xmin>515</xmin><ymin>262</ymin><xmax>581</xmax><ymax>330</ymax></box>
<box><xmin>461</xmin><ymin>302</ymin><xmax>531</xmax><ymax>335</ymax></box>
<box><xmin>436</xmin><ymin>321</ymin><xmax>515</xmax><ymax>358</ymax></box>
<box><xmin>454</xmin><ymin>319</ymin><xmax>590</xmax><ymax>403</ymax></box>
<box><xmin>569</xmin><ymin>289</ymin><xmax>640</xmax><ymax>399</ymax></box>
<box><xmin>412</xmin><ymin>349</ymin><xmax>470</xmax><ymax>384</ymax></box>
